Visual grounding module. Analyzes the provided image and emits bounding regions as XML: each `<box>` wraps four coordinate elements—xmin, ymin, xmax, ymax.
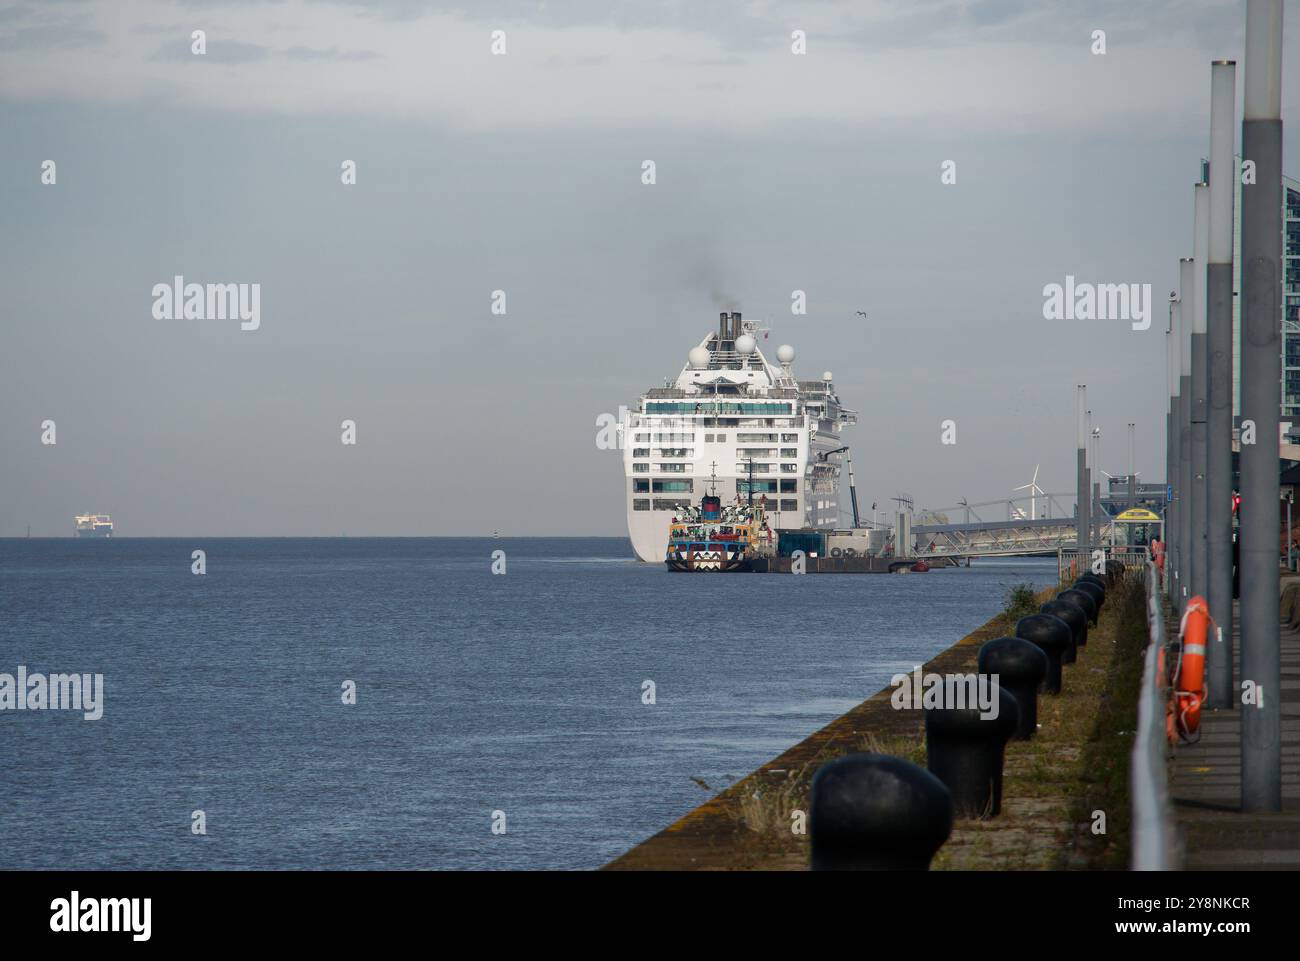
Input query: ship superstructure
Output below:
<box><xmin>75</xmin><ymin>514</ymin><xmax>113</xmax><ymax>538</ymax></box>
<box><xmin>621</xmin><ymin>311</ymin><xmax>856</xmax><ymax>563</ymax></box>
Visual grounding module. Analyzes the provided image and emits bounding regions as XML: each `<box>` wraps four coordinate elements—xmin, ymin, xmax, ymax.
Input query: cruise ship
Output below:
<box><xmin>621</xmin><ymin>311</ymin><xmax>857</xmax><ymax>563</ymax></box>
<box><xmin>75</xmin><ymin>513</ymin><xmax>113</xmax><ymax>537</ymax></box>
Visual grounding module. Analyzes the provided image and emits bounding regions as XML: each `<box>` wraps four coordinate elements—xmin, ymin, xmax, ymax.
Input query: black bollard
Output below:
<box><xmin>809</xmin><ymin>753</ymin><xmax>953</xmax><ymax>870</ymax></box>
<box><xmin>1042</xmin><ymin>597</ymin><xmax>1087</xmax><ymax>652</ymax></box>
<box><xmin>1034</xmin><ymin>598</ymin><xmax>1086</xmax><ymax>658</ymax></box>
<box><xmin>1076</xmin><ymin>571</ymin><xmax>1107</xmax><ymax>595</ymax></box>
<box><xmin>977</xmin><ymin>637</ymin><xmax>1048</xmax><ymax>739</ymax></box>
<box><xmin>1071</xmin><ymin>579</ymin><xmax>1105</xmax><ymax>616</ymax></box>
<box><xmin>1058</xmin><ymin>588</ymin><xmax>1098</xmax><ymax>627</ymax></box>
<box><xmin>924</xmin><ymin>679</ymin><xmax>1019</xmax><ymax>818</ymax></box>
<box><xmin>1016</xmin><ymin>613</ymin><xmax>1071</xmax><ymax>692</ymax></box>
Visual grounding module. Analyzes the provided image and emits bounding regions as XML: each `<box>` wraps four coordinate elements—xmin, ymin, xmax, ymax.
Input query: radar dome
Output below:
<box><xmin>735</xmin><ymin>334</ymin><xmax>756</xmax><ymax>355</ymax></box>
<box><xmin>776</xmin><ymin>344</ymin><xmax>795</xmax><ymax>364</ymax></box>
<box><xmin>688</xmin><ymin>346</ymin><xmax>710</xmax><ymax>369</ymax></box>
<box><xmin>823</xmin><ymin>371</ymin><xmax>833</xmax><ymax>381</ymax></box>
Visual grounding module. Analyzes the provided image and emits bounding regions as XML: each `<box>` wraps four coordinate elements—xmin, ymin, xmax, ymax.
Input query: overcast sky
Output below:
<box><xmin>2</xmin><ymin>0</ymin><xmax>1297</xmax><ymax>536</ymax></box>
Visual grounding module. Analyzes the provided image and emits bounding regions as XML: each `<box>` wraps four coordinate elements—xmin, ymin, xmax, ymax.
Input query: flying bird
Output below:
<box><xmin>855</xmin><ymin>310</ymin><xmax>868</xmax><ymax>318</ymax></box>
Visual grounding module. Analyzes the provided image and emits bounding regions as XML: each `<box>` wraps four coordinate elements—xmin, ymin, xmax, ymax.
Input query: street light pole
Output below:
<box><xmin>1239</xmin><ymin>0</ymin><xmax>1283</xmax><ymax>813</ymax></box>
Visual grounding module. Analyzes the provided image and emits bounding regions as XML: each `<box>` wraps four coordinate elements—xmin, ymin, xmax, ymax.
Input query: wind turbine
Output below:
<box><xmin>1013</xmin><ymin>465</ymin><xmax>1046</xmax><ymax>520</ymax></box>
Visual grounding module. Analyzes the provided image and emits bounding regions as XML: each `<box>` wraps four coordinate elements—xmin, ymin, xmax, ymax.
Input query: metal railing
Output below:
<box><xmin>1131</xmin><ymin>558</ymin><xmax>1176</xmax><ymax>870</ymax></box>
<box><xmin>1056</xmin><ymin>549</ymin><xmax>1149</xmax><ymax>581</ymax></box>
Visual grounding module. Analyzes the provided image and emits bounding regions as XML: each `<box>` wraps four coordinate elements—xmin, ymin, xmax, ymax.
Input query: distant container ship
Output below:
<box><xmin>75</xmin><ymin>514</ymin><xmax>113</xmax><ymax>538</ymax></box>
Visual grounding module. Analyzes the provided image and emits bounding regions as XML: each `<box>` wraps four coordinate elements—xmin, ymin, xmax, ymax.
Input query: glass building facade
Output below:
<box><xmin>1230</xmin><ymin>164</ymin><xmax>1300</xmax><ymax>425</ymax></box>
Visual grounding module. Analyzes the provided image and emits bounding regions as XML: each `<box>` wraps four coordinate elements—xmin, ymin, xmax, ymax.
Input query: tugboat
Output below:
<box><xmin>665</xmin><ymin>472</ymin><xmax>771</xmax><ymax>572</ymax></box>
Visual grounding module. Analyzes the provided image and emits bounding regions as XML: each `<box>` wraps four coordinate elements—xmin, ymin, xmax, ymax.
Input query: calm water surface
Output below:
<box><xmin>0</xmin><ymin>538</ymin><xmax>1058</xmax><ymax>869</ymax></box>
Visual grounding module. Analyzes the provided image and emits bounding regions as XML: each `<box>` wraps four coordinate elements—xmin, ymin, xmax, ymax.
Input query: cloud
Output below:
<box><xmin>280</xmin><ymin>44</ymin><xmax>381</xmax><ymax>61</ymax></box>
<box><xmin>0</xmin><ymin>0</ymin><xmax>1295</xmax><ymax>139</ymax></box>
<box><xmin>0</xmin><ymin>24</ymin><xmax>106</xmax><ymax>51</ymax></box>
<box><xmin>151</xmin><ymin>37</ymin><xmax>270</xmax><ymax>63</ymax></box>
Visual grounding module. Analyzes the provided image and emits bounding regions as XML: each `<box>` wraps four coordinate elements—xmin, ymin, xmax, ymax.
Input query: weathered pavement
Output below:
<box><xmin>1169</xmin><ymin>581</ymin><xmax>1300</xmax><ymax>869</ymax></box>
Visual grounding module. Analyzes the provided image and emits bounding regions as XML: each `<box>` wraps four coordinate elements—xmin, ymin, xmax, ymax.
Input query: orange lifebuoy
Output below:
<box><xmin>1171</xmin><ymin>596</ymin><xmax>1209</xmax><ymax>742</ymax></box>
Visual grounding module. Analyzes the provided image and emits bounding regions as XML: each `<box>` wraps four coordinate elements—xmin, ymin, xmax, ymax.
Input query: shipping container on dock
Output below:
<box><xmin>776</xmin><ymin>529</ymin><xmax>827</xmax><ymax>557</ymax></box>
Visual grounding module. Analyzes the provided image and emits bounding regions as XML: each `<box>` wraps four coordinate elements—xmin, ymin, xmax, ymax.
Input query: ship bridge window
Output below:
<box><xmin>647</xmin><ymin>402</ymin><xmax>792</xmax><ymax>415</ymax></box>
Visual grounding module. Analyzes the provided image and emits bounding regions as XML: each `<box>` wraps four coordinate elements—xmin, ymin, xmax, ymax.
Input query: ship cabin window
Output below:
<box><xmin>780</xmin><ymin>448</ymin><xmax>798</xmax><ymax>458</ymax></box>
<box><xmin>780</xmin><ymin>464</ymin><xmax>798</xmax><ymax>473</ymax></box>
<box><xmin>635</xmin><ymin>434</ymin><xmax>651</xmax><ymax>443</ymax></box>
<box><xmin>738</xmin><ymin>480</ymin><xmax>778</xmax><ymax>494</ymax></box>
<box><xmin>738</xmin><ymin>448</ymin><xmax>775</xmax><ymax>457</ymax></box>
<box><xmin>737</xmin><ymin>434</ymin><xmax>777</xmax><ymax>443</ymax></box>
<box><xmin>633</xmin><ymin>480</ymin><xmax>650</xmax><ymax>493</ymax></box>
<box><xmin>657</xmin><ymin>463</ymin><xmax>687</xmax><ymax>473</ymax></box>
<box><xmin>658</xmin><ymin>448</ymin><xmax>693</xmax><ymax>458</ymax></box>
<box><xmin>646</xmin><ymin>402</ymin><xmax>792</xmax><ymax>415</ymax></box>
<box><xmin>737</xmin><ymin>463</ymin><xmax>773</xmax><ymax>473</ymax></box>
<box><xmin>780</xmin><ymin>480</ymin><xmax>798</xmax><ymax>492</ymax></box>
<box><xmin>632</xmin><ymin>448</ymin><xmax>650</xmax><ymax>458</ymax></box>
<box><xmin>652</xmin><ymin>480</ymin><xmax>693</xmax><ymax>493</ymax></box>
<box><xmin>632</xmin><ymin>463</ymin><xmax>649</xmax><ymax>473</ymax></box>
<box><xmin>713</xmin><ymin>433</ymin><xmax>726</xmax><ymax>442</ymax></box>
<box><xmin>653</xmin><ymin>499</ymin><xmax>691</xmax><ymax>512</ymax></box>
<box><xmin>780</xmin><ymin>499</ymin><xmax>798</xmax><ymax>512</ymax></box>
<box><xmin>633</xmin><ymin>499</ymin><xmax>651</xmax><ymax>511</ymax></box>
<box><xmin>781</xmin><ymin>434</ymin><xmax>799</xmax><ymax>443</ymax></box>
<box><xmin>655</xmin><ymin>433</ymin><xmax>694</xmax><ymax>444</ymax></box>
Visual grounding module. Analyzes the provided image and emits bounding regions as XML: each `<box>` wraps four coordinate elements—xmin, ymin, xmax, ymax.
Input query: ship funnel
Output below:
<box><xmin>719</xmin><ymin>311</ymin><xmax>729</xmax><ymax>344</ymax></box>
<box><xmin>730</xmin><ymin>311</ymin><xmax>743</xmax><ymax>340</ymax></box>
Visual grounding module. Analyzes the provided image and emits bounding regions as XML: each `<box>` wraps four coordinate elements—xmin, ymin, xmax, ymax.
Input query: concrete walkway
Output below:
<box><xmin>1169</xmin><ymin>591</ymin><xmax>1300</xmax><ymax>869</ymax></box>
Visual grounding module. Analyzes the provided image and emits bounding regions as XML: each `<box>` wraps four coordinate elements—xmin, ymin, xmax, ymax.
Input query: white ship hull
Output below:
<box><xmin>620</xmin><ymin>312</ymin><xmax>855</xmax><ymax>563</ymax></box>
